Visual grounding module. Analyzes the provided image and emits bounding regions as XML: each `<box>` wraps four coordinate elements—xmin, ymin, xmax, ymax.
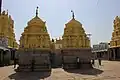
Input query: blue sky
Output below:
<box><xmin>2</xmin><ymin>0</ymin><xmax>120</xmax><ymax>45</ymax></box>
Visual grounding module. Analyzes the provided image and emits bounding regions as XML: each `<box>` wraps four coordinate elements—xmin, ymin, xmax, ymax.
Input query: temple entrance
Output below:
<box><xmin>0</xmin><ymin>49</ymin><xmax>11</xmax><ymax>66</ymax></box>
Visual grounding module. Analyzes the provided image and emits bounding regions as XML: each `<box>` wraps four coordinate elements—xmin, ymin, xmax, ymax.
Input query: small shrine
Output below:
<box><xmin>61</xmin><ymin>11</ymin><xmax>92</xmax><ymax>69</ymax></box>
<box><xmin>17</xmin><ymin>7</ymin><xmax>51</xmax><ymax>71</ymax></box>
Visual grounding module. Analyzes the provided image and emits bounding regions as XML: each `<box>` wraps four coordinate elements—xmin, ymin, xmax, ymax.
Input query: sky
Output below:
<box><xmin>2</xmin><ymin>0</ymin><xmax>120</xmax><ymax>45</ymax></box>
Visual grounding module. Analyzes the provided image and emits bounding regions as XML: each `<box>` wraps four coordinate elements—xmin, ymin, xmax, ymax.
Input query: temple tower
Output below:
<box><xmin>110</xmin><ymin>16</ymin><xmax>120</xmax><ymax>47</ymax></box>
<box><xmin>19</xmin><ymin>7</ymin><xmax>50</xmax><ymax>49</ymax></box>
<box><xmin>18</xmin><ymin>7</ymin><xmax>51</xmax><ymax>71</ymax></box>
<box><xmin>0</xmin><ymin>10</ymin><xmax>18</xmax><ymax>48</ymax></box>
<box><xmin>61</xmin><ymin>11</ymin><xmax>92</xmax><ymax>69</ymax></box>
<box><xmin>62</xmin><ymin>11</ymin><xmax>90</xmax><ymax>49</ymax></box>
<box><xmin>20</xmin><ymin>6</ymin><xmax>50</xmax><ymax>49</ymax></box>
<box><xmin>109</xmin><ymin>16</ymin><xmax>120</xmax><ymax>60</ymax></box>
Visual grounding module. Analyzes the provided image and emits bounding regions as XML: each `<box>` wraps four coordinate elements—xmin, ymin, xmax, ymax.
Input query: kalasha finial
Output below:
<box><xmin>36</xmin><ymin>6</ymin><xmax>39</xmax><ymax>17</ymax></box>
<box><xmin>71</xmin><ymin>10</ymin><xmax>75</xmax><ymax>19</ymax></box>
<box><xmin>6</xmin><ymin>9</ymin><xmax>8</xmax><ymax>15</ymax></box>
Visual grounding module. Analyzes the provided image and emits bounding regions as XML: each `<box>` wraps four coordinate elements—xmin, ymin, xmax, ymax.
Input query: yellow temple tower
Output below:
<box><xmin>61</xmin><ymin>11</ymin><xmax>92</xmax><ymax>69</ymax></box>
<box><xmin>0</xmin><ymin>10</ymin><xmax>18</xmax><ymax>49</ymax></box>
<box><xmin>110</xmin><ymin>16</ymin><xmax>120</xmax><ymax>48</ymax></box>
<box><xmin>18</xmin><ymin>7</ymin><xmax>51</xmax><ymax>71</ymax></box>
<box><xmin>19</xmin><ymin>7</ymin><xmax>50</xmax><ymax>50</ymax></box>
<box><xmin>62</xmin><ymin>11</ymin><xmax>90</xmax><ymax>49</ymax></box>
<box><xmin>109</xmin><ymin>16</ymin><xmax>120</xmax><ymax>60</ymax></box>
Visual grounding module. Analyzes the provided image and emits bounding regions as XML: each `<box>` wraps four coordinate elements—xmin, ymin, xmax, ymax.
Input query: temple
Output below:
<box><xmin>0</xmin><ymin>10</ymin><xmax>18</xmax><ymax>48</ymax></box>
<box><xmin>17</xmin><ymin>7</ymin><xmax>51</xmax><ymax>71</ymax></box>
<box><xmin>0</xmin><ymin>9</ymin><xmax>18</xmax><ymax>66</ymax></box>
<box><xmin>61</xmin><ymin>11</ymin><xmax>92</xmax><ymax>69</ymax></box>
<box><xmin>62</xmin><ymin>11</ymin><xmax>90</xmax><ymax>48</ymax></box>
<box><xmin>109</xmin><ymin>16</ymin><xmax>120</xmax><ymax>60</ymax></box>
<box><xmin>19</xmin><ymin>7</ymin><xmax>50</xmax><ymax>49</ymax></box>
<box><xmin>16</xmin><ymin>9</ymin><xmax>93</xmax><ymax>71</ymax></box>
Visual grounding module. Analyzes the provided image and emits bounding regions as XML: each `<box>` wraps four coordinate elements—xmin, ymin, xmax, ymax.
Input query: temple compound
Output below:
<box><xmin>17</xmin><ymin>8</ymin><xmax>93</xmax><ymax>71</ymax></box>
<box><xmin>61</xmin><ymin>11</ymin><xmax>92</xmax><ymax>69</ymax></box>
<box><xmin>109</xmin><ymin>16</ymin><xmax>120</xmax><ymax>60</ymax></box>
<box><xmin>17</xmin><ymin>7</ymin><xmax>51</xmax><ymax>71</ymax></box>
<box><xmin>0</xmin><ymin>10</ymin><xmax>18</xmax><ymax>66</ymax></box>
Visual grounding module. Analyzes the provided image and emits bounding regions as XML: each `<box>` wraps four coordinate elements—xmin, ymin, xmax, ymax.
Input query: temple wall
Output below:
<box><xmin>17</xmin><ymin>49</ymin><xmax>51</xmax><ymax>71</ymax></box>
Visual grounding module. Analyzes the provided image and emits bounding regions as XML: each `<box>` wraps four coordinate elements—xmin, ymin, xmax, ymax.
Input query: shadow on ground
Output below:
<box><xmin>8</xmin><ymin>71</ymin><xmax>51</xmax><ymax>80</ymax></box>
<box><xmin>64</xmin><ymin>68</ymin><xmax>103</xmax><ymax>75</ymax></box>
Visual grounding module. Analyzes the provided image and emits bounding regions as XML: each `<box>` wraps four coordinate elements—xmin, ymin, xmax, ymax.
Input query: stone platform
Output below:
<box><xmin>16</xmin><ymin>49</ymin><xmax>51</xmax><ymax>72</ymax></box>
<box><xmin>61</xmin><ymin>48</ymin><xmax>92</xmax><ymax>69</ymax></box>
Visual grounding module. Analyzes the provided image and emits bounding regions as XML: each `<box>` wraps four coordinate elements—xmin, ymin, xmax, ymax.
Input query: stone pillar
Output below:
<box><xmin>117</xmin><ymin>48</ymin><xmax>120</xmax><ymax>59</ymax></box>
<box><xmin>103</xmin><ymin>51</ymin><xmax>106</xmax><ymax>59</ymax></box>
<box><xmin>113</xmin><ymin>49</ymin><xmax>116</xmax><ymax>60</ymax></box>
<box><xmin>0</xmin><ymin>51</ymin><xmax>2</xmax><ymax>63</ymax></box>
<box><xmin>0</xmin><ymin>50</ymin><xmax>3</xmax><ymax>65</ymax></box>
<box><xmin>108</xmin><ymin>49</ymin><xmax>110</xmax><ymax>60</ymax></box>
<box><xmin>95</xmin><ymin>52</ymin><xmax>97</xmax><ymax>59</ymax></box>
<box><xmin>1</xmin><ymin>51</ymin><xmax>3</xmax><ymax>62</ymax></box>
<box><xmin>116</xmin><ymin>48</ymin><xmax>118</xmax><ymax>59</ymax></box>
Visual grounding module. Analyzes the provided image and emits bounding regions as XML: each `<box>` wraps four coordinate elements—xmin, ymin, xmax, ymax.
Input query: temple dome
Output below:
<box><xmin>65</xmin><ymin>10</ymin><xmax>82</xmax><ymax>27</ymax></box>
<box><xmin>66</xmin><ymin>18</ymin><xmax>82</xmax><ymax>27</ymax></box>
<box><xmin>62</xmin><ymin>11</ymin><xmax>90</xmax><ymax>48</ymax></box>
<box><xmin>64</xmin><ymin>11</ymin><xmax>85</xmax><ymax>35</ymax></box>
<box><xmin>27</xmin><ymin>7</ymin><xmax>45</xmax><ymax>26</ymax></box>
<box><xmin>64</xmin><ymin>19</ymin><xmax>85</xmax><ymax>35</ymax></box>
<box><xmin>28</xmin><ymin>16</ymin><xmax>45</xmax><ymax>26</ymax></box>
<box><xmin>20</xmin><ymin>7</ymin><xmax>51</xmax><ymax>49</ymax></box>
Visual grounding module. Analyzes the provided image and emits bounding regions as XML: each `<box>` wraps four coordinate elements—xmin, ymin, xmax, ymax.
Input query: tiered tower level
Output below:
<box><xmin>62</xmin><ymin>11</ymin><xmax>90</xmax><ymax>49</ymax></box>
<box><xmin>0</xmin><ymin>10</ymin><xmax>18</xmax><ymax>48</ymax></box>
<box><xmin>19</xmin><ymin>7</ymin><xmax>51</xmax><ymax>50</ymax></box>
<box><xmin>110</xmin><ymin>16</ymin><xmax>120</xmax><ymax>48</ymax></box>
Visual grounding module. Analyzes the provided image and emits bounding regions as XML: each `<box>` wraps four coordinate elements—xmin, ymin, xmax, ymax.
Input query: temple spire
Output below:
<box><xmin>7</xmin><ymin>9</ymin><xmax>8</xmax><ymax>15</ymax></box>
<box><xmin>36</xmin><ymin>6</ymin><xmax>39</xmax><ymax>17</ymax></box>
<box><xmin>71</xmin><ymin>10</ymin><xmax>75</xmax><ymax>19</ymax></box>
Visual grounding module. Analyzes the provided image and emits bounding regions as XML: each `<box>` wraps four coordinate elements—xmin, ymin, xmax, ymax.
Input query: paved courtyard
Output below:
<box><xmin>0</xmin><ymin>60</ymin><xmax>120</xmax><ymax>80</ymax></box>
